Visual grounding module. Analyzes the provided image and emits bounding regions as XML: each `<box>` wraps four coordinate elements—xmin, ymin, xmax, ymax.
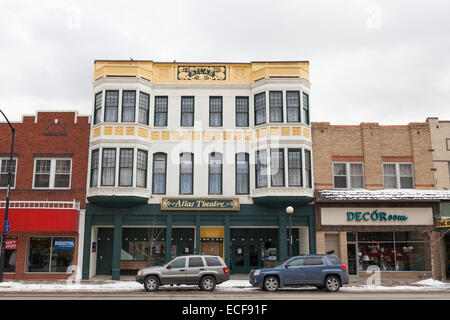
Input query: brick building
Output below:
<box><xmin>426</xmin><ymin>117</ymin><xmax>450</xmax><ymax>279</ymax></box>
<box><xmin>0</xmin><ymin>111</ymin><xmax>90</xmax><ymax>279</ymax></box>
<box><xmin>312</xmin><ymin>122</ymin><xmax>450</xmax><ymax>280</ymax></box>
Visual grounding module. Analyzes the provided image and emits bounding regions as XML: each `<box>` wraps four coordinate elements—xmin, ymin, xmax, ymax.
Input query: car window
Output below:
<box><xmin>205</xmin><ymin>257</ymin><xmax>222</xmax><ymax>266</ymax></box>
<box><xmin>286</xmin><ymin>258</ymin><xmax>305</xmax><ymax>267</ymax></box>
<box><xmin>304</xmin><ymin>258</ymin><xmax>324</xmax><ymax>266</ymax></box>
<box><xmin>326</xmin><ymin>256</ymin><xmax>342</xmax><ymax>265</ymax></box>
<box><xmin>168</xmin><ymin>257</ymin><xmax>186</xmax><ymax>269</ymax></box>
<box><xmin>188</xmin><ymin>257</ymin><xmax>204</xmax><ymax>268</ymax></box>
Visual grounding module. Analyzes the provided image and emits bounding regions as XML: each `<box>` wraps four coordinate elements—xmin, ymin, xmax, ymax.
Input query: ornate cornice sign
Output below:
<box><xmin>177</xmin><ymin>66</ymin><xmax>226</xmax><ymax>81</ymax></box>
<box><xmin>161</xmin><ymin>198</ymin><xmax>239</xmax><ymax>211</ymax></box>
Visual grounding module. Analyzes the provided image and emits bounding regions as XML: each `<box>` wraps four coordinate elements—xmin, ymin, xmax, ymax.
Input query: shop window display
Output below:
<box><xmin>347</xmin><ymin>232</ymin><xmax>431</xmax><ymax>273</ymax></box>
<box><xmin>27</xmin><ymin>237</ymin><xmax>75</xmax><ymax>273</ymax></box>
<box><xmin>2</xmin><ymin>238</ymin><xmax>17</xmax><ymax>273</ymax></box>
<box><xmin>121</xmin><ymin>228</ymin><xmax>166</xmax><ymax>266</ymax></box>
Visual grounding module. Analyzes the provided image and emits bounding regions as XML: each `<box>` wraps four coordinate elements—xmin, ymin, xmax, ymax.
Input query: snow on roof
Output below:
<box><xmin>316</xmin><ymin>189</ymin><xmax>450</xmax><ymax>202</ymax></box>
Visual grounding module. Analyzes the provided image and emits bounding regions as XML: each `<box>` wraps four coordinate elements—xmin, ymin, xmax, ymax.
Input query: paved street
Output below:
<box><xmin>2</xmin><ymin>288</ymin><xmax>450</xmax><ymax>300</ymax></box>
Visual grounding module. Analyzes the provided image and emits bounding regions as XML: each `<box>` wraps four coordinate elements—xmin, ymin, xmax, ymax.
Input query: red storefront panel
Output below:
<box><xmin>0</xmin><ymin>208</ymin><xmax>79</xmax><ymax>232</ymax></box>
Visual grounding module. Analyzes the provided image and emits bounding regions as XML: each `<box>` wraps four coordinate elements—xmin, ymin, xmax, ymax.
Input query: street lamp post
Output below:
<box><xmin>0</xmin><ymin>109</ymin><xmax>15</xmax><ymax>283</ymax></box>
<box><xmin>286</xmin><ymin>206</ymin><xmax>294</xmax><ymax>257</ymax></box>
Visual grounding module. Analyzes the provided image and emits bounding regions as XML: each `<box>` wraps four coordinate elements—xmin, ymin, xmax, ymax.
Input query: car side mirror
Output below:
<box><xmin>166</xmin><ymin>265</ymin><xmax>171</xmax><ymax>269</ymax></box>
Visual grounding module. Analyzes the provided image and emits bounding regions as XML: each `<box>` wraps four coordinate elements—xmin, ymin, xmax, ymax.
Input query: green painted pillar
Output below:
<box><xmin>278</xmin><ymin>215</ymin><xmax>288</xmax><ymax>260</ymax></box>
<box><xmin>224</xmin><ymin>216</ymin><xmax>230</xmax><ymax>266</ymax></box>
<box><xmin>111</xmin><ymin>214</ymin><xmax>123</xmax><ymax>280</ymax></box>
<box><xmin>165</xmin><ymin>215</ymin><xmax>172</xmax><ymax>263</ymax></box>
<box><xmin>195</xmin><ymin>216</ymin><xmax>201</xmax><ymax>254</ymax></box>
<box><xmin>309</xmin><ymin>215</ymin><xmax>316</xmax><ymax>254</ymax></box>
<box><xmin>82</xmin><ymin>213</ymin><xmax>92</xmax><ymax>280</ymax></box>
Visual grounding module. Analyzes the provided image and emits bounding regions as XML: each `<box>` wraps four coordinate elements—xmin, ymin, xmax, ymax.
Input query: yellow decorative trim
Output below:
<box><xmin>150</xmin><ymin>131</ymin><xmax>160</xmax><ymax>140</ymax></box>
<box><xmin>303</xmin><ymin>127</ymin><xmax>311</xmax><ymax>138</ymax></box>
<box><xmin>223</xmin><ymin>131</ymin><xmax>232</xmax><ymax>140</ymax></box>
<box><xmin>171</xmin><ymin>131</ymin><xmax>180</xmax><ymax>140</ymax></box>
<box><xmin>94</xmin><ymin>61</ymin><xmax>310</xmax><ymax>83</ymax></box>
<box><xmin>114</xmin><ymin>127</ymin><xmax>124</xmax><ymax>135</ymax></box>
<box><xmin>200</xmin><ymin>227</ymin><xmax>225</xmax><ymax>238</ymax></box>
<box><xmin>212</xmin><ymin>131</ymin><xmax>221</xmax><ymax>141</ymax></box>
<box><xmin>256</xmin><ymin>128</ymin><xmax>267</xmax><ymax>139</ymax></box>
<box><xmin>192</xmin><ymin>131</ymin><xmax>201</xmax><ymax>140</ymax></box>
<box><xmin>202</xmin><ymin>131</ymin><xmax>211</xmax><ymax>141</ymax></box>
<box><xmin>181</xmin><ymin>131</ymin><xmax>191</xmax><ymax>140</ymax></box>
<box><xmin>270</xmin><ymin>127</ymin><xmax>280</xmax><ymax>136</ymax></box>
<box><xmin>138</xmin><ymin>128</ymin><xmax>149</xmax><ymax>138</ymax></box>
<box><xmin>104</xmin><ymin>126</ymin><xmax>113</xmax><ymax>135</ymax></box>
<box><xmin>281</xmin><ymin>127</ymin><xmax>290</xmax><ymax>136</ymax></box>
<box><xmin>244</xmin><ymin>131</ymin><xmax>253</xmax><ymax>141</ymax></box>
<box><xmin>125</xmin><ymin>127</ymin><xmax>135</xmax><ymax>136</ymax></box>
<box><xmin>234</xmin><ymin>131</ymin><xmax>242</xmax><ymax>140</ymax></box>
<box><xmin>93</xmin><ymin>127</ymin><xmax>101</xmax><ymax>137</ymax></box>
<box><xmin>161</xmin><ymin>131</ymin><xmax>170</xmax><ymax>140</ymax></box>
<box><xmin>292</xmin><ymin>127</ymin><xmax>302</xmax><ymax>136</ymax></box>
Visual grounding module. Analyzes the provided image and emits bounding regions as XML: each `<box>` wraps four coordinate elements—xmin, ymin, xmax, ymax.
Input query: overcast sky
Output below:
<box><xmin>0</xmin><ymin>0</ymin><xmax>449</xmax><ymax>124</ymax></box>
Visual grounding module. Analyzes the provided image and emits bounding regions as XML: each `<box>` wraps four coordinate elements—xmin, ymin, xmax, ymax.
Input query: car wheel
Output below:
<box><xmin>144</xmin><ymin>275</ymin><xmax>160</xmax><ymax>292</ymax></box>
<box><xmin>324</xmin><ymin>275</ymin><xmax>341</xmax><ymax>292</ymax></box>
<box><xmin>199</xmin><ymin>276</ymin><xmax>216</xmax><ymax>291</ymax></box>
<box><xmin>263</xmin><ymin>276</ymin><xmax>279</xmax><ymax>292</ymax></box>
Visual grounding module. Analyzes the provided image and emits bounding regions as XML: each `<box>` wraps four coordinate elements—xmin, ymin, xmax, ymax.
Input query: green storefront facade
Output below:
<box><xmin>81</xmin><ymin>201</ymin><xmax>316</xmax><ymax>280</ymax></box>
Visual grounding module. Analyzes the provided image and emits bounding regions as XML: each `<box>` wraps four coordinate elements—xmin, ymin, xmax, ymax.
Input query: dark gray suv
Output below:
<box><xmin>249</xmin><ymin>255</ymin><xmax>349</xmax><ymax>292</ymax></box>
<box><xmin>136</xmin><ymin>255</ymin><xmax>230</xmax><ymax>292</ymax></box>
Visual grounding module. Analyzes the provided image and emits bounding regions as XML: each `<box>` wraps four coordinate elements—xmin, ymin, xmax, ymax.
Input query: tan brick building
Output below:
<box><xmin>311</xmin><ymin>121</ymin><xmax>450</xmax><ymax>281</ymax></box>
<box><xmin>426</xmin><ymin>117</ymin><xmax>450</xmax><ymax>280</ymax></box>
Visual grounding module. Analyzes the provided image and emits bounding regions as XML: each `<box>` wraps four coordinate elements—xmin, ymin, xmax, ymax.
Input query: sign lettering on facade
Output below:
<box><xmin>320</xmin><ymin>207</ymin><xmax>433</xmax><ymax>226</ymax></box>
<box><xmin>346</xmin><ymin>209</ymin><xmax>408</xmax><ymax>222</ymax></box>
<box><xmin>161</xmin><ymin>198</ymin><xmax>240</xmax><ymax>211</ymax></box>
<box><xmin>436</xmin><ymin>219</ymin><xmax>450</xmax><ymax>229</ymax></box>
<box><xmin>177</xmin><ymin>66</ymin><xmax>227</xmax><ymax>81</ymax></box>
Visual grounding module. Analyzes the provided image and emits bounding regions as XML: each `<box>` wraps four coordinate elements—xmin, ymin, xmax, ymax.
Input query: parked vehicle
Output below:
<box><xmin>249</xmin><ymin>255</ymin><xmax>349</xmax><ymax>292</ymax></box>
<box><xmin>136</xmin><ymin>255</ymin><xmax>230</xmax><ymax>292</ymax></box>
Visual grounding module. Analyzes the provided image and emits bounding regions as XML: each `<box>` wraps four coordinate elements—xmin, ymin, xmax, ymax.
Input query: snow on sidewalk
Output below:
<box><xmin>0</xmin><ymin>278</ymin><xmax>448</xmax><ymax>292</ymax></box>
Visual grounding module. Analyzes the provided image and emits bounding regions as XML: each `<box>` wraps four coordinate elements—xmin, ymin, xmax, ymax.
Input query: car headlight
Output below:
<box><xmin>254</xmin><ymin>270</ymin><xmax>261</xmax><ymax>276</ymax></box>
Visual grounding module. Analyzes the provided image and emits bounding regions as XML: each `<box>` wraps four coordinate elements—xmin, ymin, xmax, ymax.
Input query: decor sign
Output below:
<box><xmin>320</xmin><ymin>207</ymin><xmax>433</xmax><ymax>226</ymax></box>
<box><xmin>177</xmin><ymin>66</ymin><xmax>226</xmax><ymax>81</ymax></box>
<box><xmin>347</xmin><ymin>210</ymin><xmax>408</xmax><ymax>222</ymax></box>
<box><xmin>161</xmin><ymin>198</ymin><xmax>239</xmax><ymax>211</ymax></box>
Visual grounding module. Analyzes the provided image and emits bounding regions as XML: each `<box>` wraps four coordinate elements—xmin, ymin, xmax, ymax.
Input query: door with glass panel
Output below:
<box><xmin>231</xmin><ymin>243</ymin><xmax>260</xmax><ymax>274</ymax></box>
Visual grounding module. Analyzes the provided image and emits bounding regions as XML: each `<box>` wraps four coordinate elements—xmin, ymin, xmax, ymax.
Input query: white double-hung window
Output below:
<box><xmin>33</xmin><ymin>158</ymin><xmax>72</xmax><ymax>189</ymax></box>
<box><xmin>333</xmin><ymin>162</ymin><xmax>364</xmax><ymax>188</ymax></box>
<box><xmin>0</xmin><ymin>158</ymin><xmax>17</xmax><ymax>188</ymax></box>
<box><xmin>383</xmin><ymin>163</ymin><xmax>414</xmax><ymax>189</ymax></box>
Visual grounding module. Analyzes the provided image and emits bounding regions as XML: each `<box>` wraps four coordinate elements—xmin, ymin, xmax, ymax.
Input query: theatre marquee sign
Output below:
<box><xmin>321</xmin><ymin>207</ymin><xmax>433</xmax><ymax>226</ymax></box>
<box><xmin>161</xmin><ymin>198</ymin><xmax>240</xmax><ymax>211</ymax></box>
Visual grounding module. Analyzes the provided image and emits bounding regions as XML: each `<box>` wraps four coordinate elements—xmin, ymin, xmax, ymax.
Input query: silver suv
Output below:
<box><xmin>136</xmin><ymin>255</ymin><xmax>230</xmax><ymax>292</ymax></box>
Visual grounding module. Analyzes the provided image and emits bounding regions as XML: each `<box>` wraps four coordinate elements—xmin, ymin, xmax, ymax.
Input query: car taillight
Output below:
<box><xmin>341</xmin><ymin>264</ymin><xmax>347</xmax><ymax>270</ymax></box>
<box><xmin>223</xmin><ymin>267</ymin><xmax>229</xmax><ymax>274</ymax></box>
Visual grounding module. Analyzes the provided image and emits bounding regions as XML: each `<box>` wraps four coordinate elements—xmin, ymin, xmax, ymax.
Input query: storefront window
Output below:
<box><xmin>51</xmin><ymin>238</ymin><xmax>75</xmax><ymax>272</ymax></box>
<box><xmin>348</xmin><ymin>232</ymin><xmax>431</xmax><ymax>273</ymax></box>
<box><xmin>394</xmin><ymin>242</ymin><xmax>431</xmax><ymax>271</ymax></box>
<box><xmin>2</xmin><ymin>238</ymin><xmax>17</xmax><ymax>273</ymax></box>
<box><xmin>28</xmin><ymin>237</ymin><xmax>51</xmax><ymax>272</ymax></box>
<box><xmin>27</xmin><ymin>237</ymin><xmax>75</xmax><ymax>273</ymax></box>
<box><xmin>121</xmin><ymin>228</ymin><xmax>166</xmax><ymax>266</ymax></box>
